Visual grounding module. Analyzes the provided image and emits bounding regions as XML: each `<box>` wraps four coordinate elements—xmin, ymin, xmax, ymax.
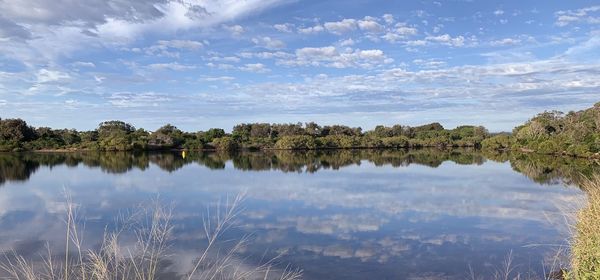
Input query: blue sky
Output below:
<box><xmin>0</xmin><ymin>0</ymin><xmax>599</xmax><ymax>132</ymax></box>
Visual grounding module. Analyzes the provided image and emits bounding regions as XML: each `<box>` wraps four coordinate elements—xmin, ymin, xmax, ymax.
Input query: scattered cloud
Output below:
<box><xmin>72</xmin><ymin>61</ymin><xmax>96</xmax><ymax>68</ymax></box>
<box><xmin>239</xmin><ymin>63</ymin><xmax>270</xmax><ymax>73</ymax></box>
<box><xmin>147</xmin><ymin>62</ymin><xmax>196</xmax><ymax>71</ymax></box>
<box><xmin>0</xmin><ymin>1</ymin><xmax>597</xmax><ymax>131</ymax></box>
<box><xmin>223</xmin><ymin>24</ymin><xmax>245</xmax><ymax>37</ymax></box>
<box><xmin>357</xmin><ymin>17</ymin><xmax>383</xmax><ymax>33</ymax></box>
<box><xmin>425</xmin><ymin>34</ymin><xmax>473</xmax><ymax>47</ymax></box>
<box><xmin>298</xmin><ymin>24</ymin><xmax>324</xmax><ymax>35</ymax></box>
<box><xmin>109</xmin><ymin>91</ymin><xmax>171</xmax><ymax>107</ymax></box>
<box><xmin>279</xmin><ymin>46</ymin><xmax>393</xmax><ymax>69</ymax></box>
<box><xmin>36</xmin><ymin>69</ymin><xmax>70</xmax><ymax>83</ymax></box>
<box><xmin>252</xmin><ymin>36</ymin><xmax>286</xmax><ymax>49</ymax></box>
<box><xmin>555</xmin><ymin>5</ymin><xmax>600</xmax><ymax>26</ymax></box>
<box><xmin>202</xmin><ymin>76</ymin><xmax>235</xmax><ymax>82</ymax></box>
<box><xmin>339</xmin><ymin>38</ymin><xmax>355</xmax><ymax>47</ymax></box>
<box><xmin>274</xmin><ymin>23</ymin><xmax>294</xmax><ymax>33</ymax></box>
<box><xmin>324</xmin><ymin>19</ymin><xmax>357</xmax><ymax>35</ymax></box>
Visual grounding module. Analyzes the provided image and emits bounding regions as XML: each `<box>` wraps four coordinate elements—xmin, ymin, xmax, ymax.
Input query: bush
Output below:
<box><xmin>481</xmin><ymin>134</ymin><xmax>512</xmax><ymax>150</ymax></box>
<box><xmin>274</xmin><ymin>135</ymin><xmax>316</xmax><ymax>150</ymax></box>
<box><xmin>381</xmin><ymin>136</ymin><xmax>409</xmax><ymax>148</ymax></box>
<box><xmin>212</xmin><ymin>137</ymin><xmax>239</xmax><ymax>151</ymax></box>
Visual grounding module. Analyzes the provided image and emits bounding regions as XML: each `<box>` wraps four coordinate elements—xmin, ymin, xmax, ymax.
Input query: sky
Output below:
<box><xmin>0</xmin><ymin>0</ymin><xmax>599</xmax><ymax>132</ymax></box>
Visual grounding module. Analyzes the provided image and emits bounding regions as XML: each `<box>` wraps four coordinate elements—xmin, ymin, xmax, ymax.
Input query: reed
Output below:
<box><xmin>0</xmin><ymin>193</ymin><xmax>302</xmax><ymax>280</ymax></box>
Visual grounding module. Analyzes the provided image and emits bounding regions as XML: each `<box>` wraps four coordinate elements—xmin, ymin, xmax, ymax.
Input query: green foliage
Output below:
<box><xmin>212</xmin><ymin>137</ymin><xmax>239</xmax><ymax>151</ymax></box>
<box><xmin>318</xmin><ymin>135</ymin><xmax>361</xmax><ymax>148</ymax></box>
<box><xmin>274</xmin><ymin>135</ymin><xmax>317</xmax><ymax>150</ymax></box>
<box><xmin>148</xmin><ymin>124</ymin><xmax>184</xmax><ymax>149</ymax></box>
<box><xmin>199</xmin><ymin>128</ymin><xmax>225</xmax><ymax>143</ymax></box>
<box><xmin>381</xmin><ymin>136</ymin><xmax>409</xmax><ymax>148</ymax></box>
<box><xmin>505</xmin><ymin>104</ymin><xmax>600</xmax><ymax>157</ymax></box>
<box><xmin>0</xmin><ymin>118</ymin><xmax>36</xmax><ymax>142</ymax></box>
<box><xmin>481</xmin><ymin>134</ymin><xmax>512</xmax><ymax>150</ymax></box>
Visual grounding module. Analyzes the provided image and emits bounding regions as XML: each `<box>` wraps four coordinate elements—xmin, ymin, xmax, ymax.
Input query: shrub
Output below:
<box><xmin>212</xmin><ymin>137</ymin><xmax>239</xmax><ymax>151</ymax></box>
<box><xmin>274</xmin><ymin>135</ymin><xmax>316</xmax><ymax>150</ymax></box>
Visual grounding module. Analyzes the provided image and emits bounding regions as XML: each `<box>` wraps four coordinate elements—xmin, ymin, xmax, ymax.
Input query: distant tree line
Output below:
<box><xmin>0</xmin><ymin>118</ymin><xmax>490</xmax><ymax>152</ymax></box>
<box><xmin>482</xmin><ymin>102</ymin><xmax>600</xmax><ymax>158</ymax></box>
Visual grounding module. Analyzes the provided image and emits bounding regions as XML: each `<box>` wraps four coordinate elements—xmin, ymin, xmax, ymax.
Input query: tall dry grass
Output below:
<box><xmin>0</xmin><ymin>193</ymin><xmax>302</xmax><ymax>280</ymax></box>
<box><xmin>568</xmin><ymin>174</ymin><xmax>600</xmax><ymax>279</ymax></box>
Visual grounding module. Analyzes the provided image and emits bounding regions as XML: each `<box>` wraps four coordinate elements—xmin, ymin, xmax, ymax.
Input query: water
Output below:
<box><xmin>0</xmin><ymin>150</ymin><xmax>594</xmax><ymax>279</ymax></box>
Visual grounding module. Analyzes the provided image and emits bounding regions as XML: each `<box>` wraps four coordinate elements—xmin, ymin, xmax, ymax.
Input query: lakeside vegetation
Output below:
<box><xmin>0</xmin><ymin>119</ymin><xmax>490</xmax><ymax>152</ymax></box>
<box><xmin>482</xmin><ymin>102</ymin><xmax>600</xmax><ymax>158</ymax></box>
<box><xmin>2</xmin><ymin>102</ymin><xmax>599</xmax><ymax>158</ymax></box>
<box><xmin>569</xmin><ymin>175</ymin><xmax>600</xmax><ymax>279</ymax></box>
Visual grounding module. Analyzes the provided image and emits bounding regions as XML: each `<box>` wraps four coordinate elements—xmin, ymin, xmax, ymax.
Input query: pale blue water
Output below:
<box><xmin>0</xmin><ymin>151</ymin><xmax>587</xmax><ymax>279</ymax></box>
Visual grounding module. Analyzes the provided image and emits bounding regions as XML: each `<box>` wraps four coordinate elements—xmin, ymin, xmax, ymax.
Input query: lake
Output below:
<box><xmin>0</xmin><ymin>149</ymin><xmax>595</xmax><ymax>279</ymax></box>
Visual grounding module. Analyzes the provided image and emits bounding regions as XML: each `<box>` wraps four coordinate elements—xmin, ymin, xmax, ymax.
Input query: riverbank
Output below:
<box><xmin>569</xmin><ymin>175</ymin><xmax>600</xmax><ymax>279</ymax></box>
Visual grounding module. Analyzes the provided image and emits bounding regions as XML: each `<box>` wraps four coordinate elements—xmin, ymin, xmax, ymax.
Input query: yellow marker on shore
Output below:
<box><xmin>181</xmin><ymin>150</ymin><xmax>186</xmax><ymax>159</ymax></box>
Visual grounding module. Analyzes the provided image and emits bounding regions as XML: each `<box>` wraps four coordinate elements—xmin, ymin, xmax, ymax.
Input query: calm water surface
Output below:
<box><xmin>0</xmin><ymin>150</ymin><xmax>594</xmax><ymax>279</ymax></box>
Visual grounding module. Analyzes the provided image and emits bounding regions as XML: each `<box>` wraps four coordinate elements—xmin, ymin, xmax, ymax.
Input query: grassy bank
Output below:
<box><xmin>569</xmin><ymin>175</ymin><xmax>600</xmax><ymax>279</ymax></box>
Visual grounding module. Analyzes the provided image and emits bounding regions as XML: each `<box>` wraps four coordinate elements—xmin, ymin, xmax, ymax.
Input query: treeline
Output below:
<box><xmin>482</xmin><ymin>102</ymin><xmax>600</xmax><ymax>158</ymax></box>
<box><xmin>0</xmin><ymin>118</ymin><xmax>490</xmax><ymax>152</ymax></box>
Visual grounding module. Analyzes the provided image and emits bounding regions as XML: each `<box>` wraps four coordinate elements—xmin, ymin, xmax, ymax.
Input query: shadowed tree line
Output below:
<box><xmin>1</xmin><ymin>149</ymin><xmax>598</xmax><ymax>187</ymax></box>
<box><xmin>0</xmin><ymin>118</ymin><xmax>490</xmax><ymax>152</ymax></box>
<box><xmin>482</xmin><ymin>102</ymin><xmax>600</xmax><ymax>158</ymax></box>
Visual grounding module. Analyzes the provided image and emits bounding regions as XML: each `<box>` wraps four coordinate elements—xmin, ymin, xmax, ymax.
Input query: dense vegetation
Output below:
<box><xmin>482</xmin><ymin>102</ymin><xmax>600</xmax><ymax>158</ymax></box>
<box><xmin>2</xmin><ymin>102</ymin><xmax>599</xmax><ymax>155</ymax></box>
<box><xmin>0</xmin><ymin>118</ymin><xmax>490</xmax><ymax>151</ymax></box>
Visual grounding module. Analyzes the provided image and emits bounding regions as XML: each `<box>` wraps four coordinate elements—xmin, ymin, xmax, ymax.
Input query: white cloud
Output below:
<box><xmin>252</xmin><ymin>36</ymin><xmax>286</xmax><ymax>49</ymax></box>
<box><xmin>238</xmin><ymin>51</ymin><xmax>292</xmax><ymax>59</ymax></box>
<box><xmin>0</xmin><ymin>0</ymin><xmax>286</xmax><ymax>66</ymax></box>
<box><xmin>324</xmin><ymin>19</ymin><xmax>357</xmax><ymax>35</ymax></box>
<box><xmin>36</xmin><ymin>69</ymin><xmax>70</xmax><ymax>83</ymax></box>
<box><xmin>206</xmin><ymin>62</ymin><xmax>235</xmax><ymax>70</ymax></box>
<box><xmin>298</xmin><ymin>24</ymin><xmax>324</xmax><ymax>35</ymax></box>
<box><xmin>382</xmin><ymin>14</ymin><xmax>394</xmax><ymax>24</ymax></box>
<box><xmin>239</xmin><ymin>63</ymin><xmax>270</xmax><ymax>73</ymax></box>
<box><xmin>494</xmin><ymin>10</ymin><xmax>504</xmax><ymax>16</ymax></box>
<box><xmin>279</xmin><ymin>46</ymin><xmax>393</xmax><ymax>69</ymax></box>
<box><xmin>339</xmin><ymin>38</ymin><xmax>355</xmax><ymax>47</ymax></box>
<box><xmin>274</xmin><ymin>23</ymin><xmax>294</xmax><ymax>33</ymax></box>
<box><xmin>109</xmin><ymin>92</ymin><xmax>171</xmax><ymax>107</ymax></box>
<box><xmin>202</xmin><ymin>76</ymin><xmax>235</xmax><ymax>82</ymax></box>
<box><xmin>382</xmin><ymin>23</ymin><xmax>418</xmax><ymax>43</ymax></box>
<box><xmin>158</xmin><ymin>40</ymin><xmax>204</xmax><ymax>50</ymax></box>
<box><xmin>405</xmin><ymin>40</ymin><xmax>427</xmax><ymax>46</ymax></box>
<box><xmin>208</xmin><ymin>55</ymin><xmax>241</xmax><ymax>63</ymax></box>
<box><xmin>147</xmin><ymin>62</ymin><xmax>196</xmax><ymax>71</ymax></box>
<box><xmin>357</xmin><ymin>17</ymin><xmax>383</xmax><ymax>33</ymax></box>
<box><xmin>223</xmin><ymin>24</ymin><xmax>245</xmax><ymax>37</ymax></box>
<box><xmin>72</xmin><ymin>61</ymin><xmax>96</xmax><ymax>68</ymax></box>
<box><xmin>144</xmin><ymin>39</ymin><xmax>204</xmax><ymax>57</ymax></box>
<box><xmin>490</xmin><ymin>38</ymin><xmax>522</xmax><ymax>46</ymax></box>
<box><xmin>413</xmin><ymin>58</ymin><xmax>446</xmax><ymax>69</ymax></box>
<box><xmin>425</xmin><ymin>34</ymin><xmax>470</xmax><ymax>47</ymax></box>
<box><xmin>555</xmin><ymin>5</ymin><xmax>600</xmax><ymax>26</ymax></box>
